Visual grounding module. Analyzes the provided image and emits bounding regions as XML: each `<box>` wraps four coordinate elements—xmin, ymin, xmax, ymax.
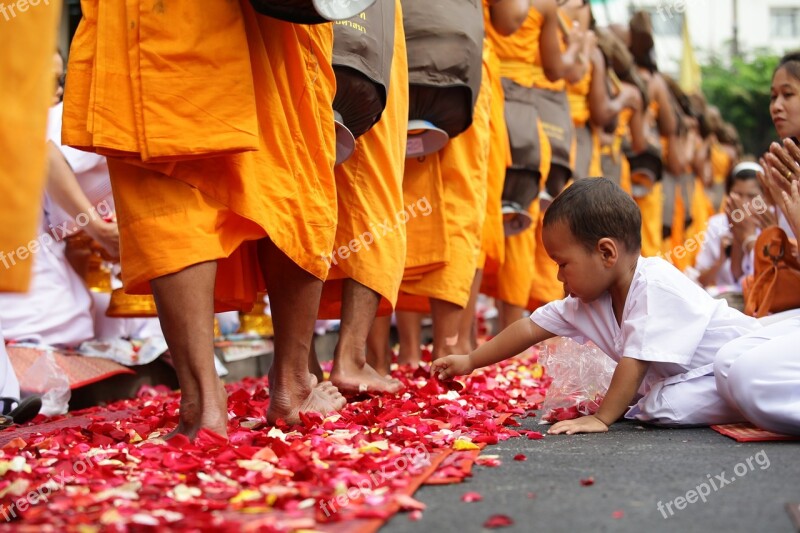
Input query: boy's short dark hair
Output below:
<box><xmin>543</xmin><ymin>178</ymin><xmax>642</xmax><ymax>253</ymax></box>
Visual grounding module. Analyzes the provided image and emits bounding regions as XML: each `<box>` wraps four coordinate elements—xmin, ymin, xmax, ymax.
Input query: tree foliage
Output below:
<box><xmin>702</xmin><ymin>51</ymin><xmax>780</xmax><ymax>157</ymax></box>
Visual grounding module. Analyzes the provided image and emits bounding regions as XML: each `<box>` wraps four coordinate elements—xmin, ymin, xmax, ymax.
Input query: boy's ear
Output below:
<box><xmin>596</xmin><ymin>237</ymin><xmax>618</xmax><ymax>265</ymax></box>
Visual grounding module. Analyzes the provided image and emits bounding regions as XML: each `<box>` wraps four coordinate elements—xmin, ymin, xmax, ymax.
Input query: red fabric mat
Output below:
<box><xmin>7</xmin><ymin>346</ymin><xmax>134</xmax><ymax>390</ymax></box>
<box><xmin>711</xmin><ymin>422</ymin><xmax>800</xmax><ymax>442</ymax></box>
<box><xmin>0</xmin><ymin>408</ymin><xmax>136</xmax><ymax>449</ymax></box>
<box><xmin>0</xmin><ymin>353</ymin><xmax>547</xmax><ymax>530</ymax></box>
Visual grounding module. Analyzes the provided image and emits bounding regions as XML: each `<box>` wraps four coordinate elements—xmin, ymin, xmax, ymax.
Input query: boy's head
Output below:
<box><xmin>542</xmin><ymin>178</ymin><xmax>642</xmax><ymax>302</ymax></box>
<box><xmin>543</xmin><ymin>178</ymin><xmax>642</xmax><ymax>253</ymax></box>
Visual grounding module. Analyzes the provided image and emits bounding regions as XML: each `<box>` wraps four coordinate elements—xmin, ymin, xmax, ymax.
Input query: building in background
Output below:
<box><xmin>592</xmin><ymin>0</ymin><xmax>800</xmax><ymax>77</ymax></box>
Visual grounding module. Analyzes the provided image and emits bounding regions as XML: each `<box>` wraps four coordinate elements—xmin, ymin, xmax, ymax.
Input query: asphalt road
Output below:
<box><xmin>381</xmin><ymin>416</ymin><xmax>800</xmax><ymax>533</ymax></box>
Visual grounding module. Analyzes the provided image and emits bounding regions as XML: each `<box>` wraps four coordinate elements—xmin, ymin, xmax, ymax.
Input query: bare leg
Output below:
<box><xmin>151</xmin><ymin>261</ymin><xmax>228</xmax><ymax>439</ymax></box>
<box><xmin>329</xmin><ymin>279</ymin><xmax>402</xmax><ymax>394</ymax></box>
<box><xmin>258</xmin><ymin>239</ymin><xmax>346</xmax><ymax>425</ymax></box>
<box><xmin>308</xmin><ymin>343</ymin><xmax>324</xmax><ymax>383</ymax></box>
<box><xmin>454</xmin><ymin>269</ymin><xmax>482</xmax><ymax>354</ymax></box>
<box><xmin>366</xmin><ymin>314</ymin><xmax>393</xmax><ymax>376</ymax></box>
<box><xmin>396</xmin><ymin>311</ymin><xmax>423</xmax><ymax>367</ymax></box>
<box><xmin>430</xmin><ymin>298</ymin><xmax>463</xmax><ymax>360</ymax></box>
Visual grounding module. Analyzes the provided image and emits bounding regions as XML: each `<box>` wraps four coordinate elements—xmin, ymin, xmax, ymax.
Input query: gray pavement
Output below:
<box><xmin>381</xmin><ymin>416</ymin><xmax>800</xmax><ymax>533</ymax></box>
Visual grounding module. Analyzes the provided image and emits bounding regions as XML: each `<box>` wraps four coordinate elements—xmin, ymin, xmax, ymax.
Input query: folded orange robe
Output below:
<box><xmin>397</xmin><ymin>43</ymin><xmax>493</xmax><ymax>312</ymax></box>
<box><xmin>64</xmin><ymin>1</ymin><xmax>337</xmax><ymax>310</ymax></box>
<box><xmin>482</xmin><ymin>6</ymin><xmax>559</xmax><ymax>308</ymax></box>
<box><xmin>477</xmin><ymin>38</ymin><xmax>509</xmax><ymax>271</ymax></box>
<box><xmin>318</xmin><ymin>0</ymin><xmax>409</xmax><ymax>319</ymax></box>
<box><xmin>0</xmin><ymin>2</ymin><xmax>60</xmax><ymax>291</ymax></box>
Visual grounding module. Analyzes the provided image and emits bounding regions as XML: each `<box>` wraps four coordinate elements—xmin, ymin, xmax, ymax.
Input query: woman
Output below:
<box><xmin>694</xmin><ymin>162</ymin><xmax>768</xmax><ymax>291</ymax></box>
<box><xmin>714</xmin><ymin>52</ymin><xmax>800</xmax><ymax>436</ymax></box>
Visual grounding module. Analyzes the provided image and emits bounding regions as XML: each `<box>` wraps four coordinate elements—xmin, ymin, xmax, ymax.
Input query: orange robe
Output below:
<box><xmin>0</xmin><ymin>2</ymin><xmax>60</xmax><ymax>291</ymax></box>
<box><xmin>477</xmin><ymin>38</ymin><xmax>509</xmax><ymax>271</ymax></box>
<box><xmin>396</xmin><ymin>40</ymin><xmax>492</xmax><ymax>312</ymax></box>
<box><xmin>481</xmin><ymin>7</ymin><xmax>558</xmax><ymax>309</ymax></box>
<box><xmin>64</xmin><ymin>1</ymin><xmax>337</xmax><ymax>311</ymax></box>
<box><xmin>318</xmin><ymin>0</ymin><xmax>409</xmax><ymax>319</ymax></box>
<box><xmin>635</xmin><ymin>100</ymin><xmax>665</xmax><ymax>258</ymax></box>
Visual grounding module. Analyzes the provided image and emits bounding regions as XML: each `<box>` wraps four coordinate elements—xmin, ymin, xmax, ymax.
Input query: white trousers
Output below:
<box><xmin>715</xmin><ymin>316</ymin><xmax>800</xmax><ymax>436</ymax></box>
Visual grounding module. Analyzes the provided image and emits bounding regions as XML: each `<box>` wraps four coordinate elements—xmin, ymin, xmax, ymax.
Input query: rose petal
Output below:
<box><xmin>461</xmin><ymin>492</ymin><xmax>483</xmax><ymax>502</ymax></box>
<box><xmin>612</xmin><ymin>510</ymin><xmax>625</xmax><ymax>519</ymax></box>
<box><xmin>484</xmin><ymin>514</ymin><xmax>514</xmax><ymax>528</ymax></box>
<box><xmin>513</xmin><ymin>454</ymin><xmax>527</xmax><ymax>461</ymax></box>
<box><xmin>395</xmin><ymin>494</ymin><xmax>426</xmax><ymax>511</ymax></box>
<box><xmin>580</xmin><ymin>476</ymin><xmax>595</xmax><ymax>486</ymax></box>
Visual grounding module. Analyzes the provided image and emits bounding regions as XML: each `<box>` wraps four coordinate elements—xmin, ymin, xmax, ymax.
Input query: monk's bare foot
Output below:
<box><xmin>165</xmin><ymin>380</ymin><xmax>228</xmax><ymax>440</ymax></box>
<box><xmin>372</xmin><ymin>361</ymin><xmax>391</xmax><ymax>377</ymax></box>
<box><xmin>330</xmin><ymin>359</ymin><xmax>403</xmax><ymax>395</ymax></box>
<box><xmin>266</xmin><ymin>373</ymin><xmax>346</xmax><ymax>425</ymax></box>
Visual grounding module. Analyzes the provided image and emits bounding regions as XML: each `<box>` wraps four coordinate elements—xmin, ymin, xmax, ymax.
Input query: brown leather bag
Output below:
<box><xmin>332</xmin><ymin>0</ymin><xmax>395</xmax><ymax>139</ymax></box>
<box><xmin>744</xmin><ymin>226</ymin><xmax>800</xmax><ymax>318</ymax></box>
<box><xmin>403</xmin><ymin>0</ymin><xmax>484</xmax><ymax>139</ymax></box>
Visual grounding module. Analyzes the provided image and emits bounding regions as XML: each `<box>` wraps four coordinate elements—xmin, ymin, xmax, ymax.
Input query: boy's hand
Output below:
<box><xmin>430</xmin><ymin>354</ymin><xmax>474</xmax><ymax>380</ymax></box>
<box><xmin>547</xmin><ymin>415</ymin><xmax>609</xmax><ymax>435</ymax></box>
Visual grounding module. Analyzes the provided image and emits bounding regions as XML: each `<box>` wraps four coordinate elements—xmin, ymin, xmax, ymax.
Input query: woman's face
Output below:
<box><xmin>770</xmin><ymin>66</ymin><xmax>800</xmax><ymax>139</ymax></box>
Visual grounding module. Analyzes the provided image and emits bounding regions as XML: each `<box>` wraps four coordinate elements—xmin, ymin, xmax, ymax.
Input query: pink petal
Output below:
<box><xmin>484</xmin><ymin>514</ymin><xmax>514</xmax><ymax>528</ymax></box>
<box><xmin>461</xmin><ymin>492</ymin><xmax>483</xmax><ymax>502</ymax></box>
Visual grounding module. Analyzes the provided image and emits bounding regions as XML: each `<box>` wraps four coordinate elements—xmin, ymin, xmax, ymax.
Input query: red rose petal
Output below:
<box><xmin>461</xmin><ymin>492</ymin><xmax>483</xmax><ymax>502</ymax></box>
<box><xmin>513</xmin><ymin>454</ymin><xmax>527</xmax><ymax>461</ymax></box>
<box><xmin>580</xmin><ymin>476</ymin><xmax>595</xmax><ymax>486</ymax></box>
<box><xmin>612</xmin><ymin>510</ymin><xmax>624</xmax><ymax>519</ymax></box>
<box><xmin>526</xmin><ymin>431</ymin><xmax>544</xmax><ymax>440</ymax></box>
<box><xmin>484</xmin><ymin>514</ymin><xmax>514</xmax><ymax>528</ymax></box>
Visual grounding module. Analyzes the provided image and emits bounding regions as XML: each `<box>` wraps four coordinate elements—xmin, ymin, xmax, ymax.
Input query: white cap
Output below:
<box><xmin>314</xmin><ymin>0</ymin><xmax>376</xmax><ymax>21</ymax></box>
<box><xmin>406</xmin><ymin>120</ymin><xmax>449</xmax><ymax>158</ymax></box>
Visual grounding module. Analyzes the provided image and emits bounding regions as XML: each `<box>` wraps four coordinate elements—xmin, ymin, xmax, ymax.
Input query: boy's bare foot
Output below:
<box><xmin>266</xmin><ymin>373</ymin><xmax>346</xmax><ymax>425</ymax></box>
<box><xmin>330</xmin><ymin>359</ymin><xmax>403</xmax><ymax>395</ymax></box>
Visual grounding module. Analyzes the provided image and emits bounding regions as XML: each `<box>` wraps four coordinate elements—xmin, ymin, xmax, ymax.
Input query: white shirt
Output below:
<box><xmin>694</xmin><ymin>213</ymin><xmax>737</xmax><ymax>287</ymax></box>
<box><xmin>46</xmin><ymin>103</ymin><xmax>114</xmax><ymax>235</ymax></box>
<box><xmin>531</xmin><ymin>257</ymin><xmax>761</xmax><ymax>393</ymax></box>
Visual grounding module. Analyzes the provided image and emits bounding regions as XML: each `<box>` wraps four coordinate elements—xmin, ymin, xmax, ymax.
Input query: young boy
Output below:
<box><xmin>431</xmin><ymin>178</ymin><xmax>761</xmax><ymax>434</ymax></box>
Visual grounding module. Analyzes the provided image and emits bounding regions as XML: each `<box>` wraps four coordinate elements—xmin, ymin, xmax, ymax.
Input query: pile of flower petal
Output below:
<box><xmin>0</xmin><ymin>351</ymin><xmax>546</xmax><ymax>531</ymax></box>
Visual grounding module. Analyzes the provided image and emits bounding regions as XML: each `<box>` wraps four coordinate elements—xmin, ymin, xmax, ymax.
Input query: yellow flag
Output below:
<box><xmin>679</xmin><ymin>13</ymin><xmax>702</xmax><ymax>94</ymax></box>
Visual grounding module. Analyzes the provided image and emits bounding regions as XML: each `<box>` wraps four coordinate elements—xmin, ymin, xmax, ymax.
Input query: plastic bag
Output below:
<box><xmin>538</xmin><ymin>337</ymin><xmax>617</xmax><ymax>424</ymax></box>
<box><xmin>20</xmin><ymin>350</ymin><xmax>70</xmax><ymax>416</ymax></box>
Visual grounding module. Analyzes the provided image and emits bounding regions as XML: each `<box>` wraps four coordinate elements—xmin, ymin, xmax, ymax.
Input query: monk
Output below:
<box><xmin>612</xmin><ymin>14</ymin><xmax>678</xmax><ymax>257</ymax></box>
<box><xmin>452</xmin><ymin>0</ymin><xmax>528</xmax><ymax>353</ymax></box>
<box><xmin>0</xmin><ymin>1</ymin><xmax>60</xmax><ymax>398</ymax></box>
<box><xmin>63</xmin><ymin>1</ymin><xmax>346</xmax><ymax>438</ymax></box>
<box><xmin>316</xmin><ymin>0</ymin><xmax>408</xmax><ymax>394</ymax></box>
<box><xmin>482</xmin><ymin>0</ymin><xmax>588</xmax><ymax>328</ymax></box>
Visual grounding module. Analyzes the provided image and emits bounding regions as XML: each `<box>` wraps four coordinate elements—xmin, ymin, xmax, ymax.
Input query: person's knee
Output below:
<box><xmin>714</xmin><ymin>338</ymin><xmax>743</xmax><ymax>380</ymax></box>
<box><xmin>727</xmin><ymin>354</ymin><xmax>766</xmax><ymax>413</ymax></box>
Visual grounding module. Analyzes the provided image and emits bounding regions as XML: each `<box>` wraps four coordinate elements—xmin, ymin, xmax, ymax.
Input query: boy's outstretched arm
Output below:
<box><xmin>549</xmin><ymin>357</ymin><xmax>650</xmax><ymax>435</ymax></box>
<box><xmin>431</xmin><ymin>318</ymin><xmax>555</xmax><ymax>379</ymax></box>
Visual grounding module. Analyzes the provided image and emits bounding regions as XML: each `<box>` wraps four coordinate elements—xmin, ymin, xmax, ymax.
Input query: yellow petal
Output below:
<box><xmin>453</xmin><ymin>438</ymin><xmax>479</xmax><ymax>451</ymax></box>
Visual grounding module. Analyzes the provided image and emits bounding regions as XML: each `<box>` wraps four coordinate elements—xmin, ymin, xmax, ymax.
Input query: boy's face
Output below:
<box><xmin>542</xmin><ymin>221</ymin><xmax>612</xmax><ymax>303</ymax></box>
